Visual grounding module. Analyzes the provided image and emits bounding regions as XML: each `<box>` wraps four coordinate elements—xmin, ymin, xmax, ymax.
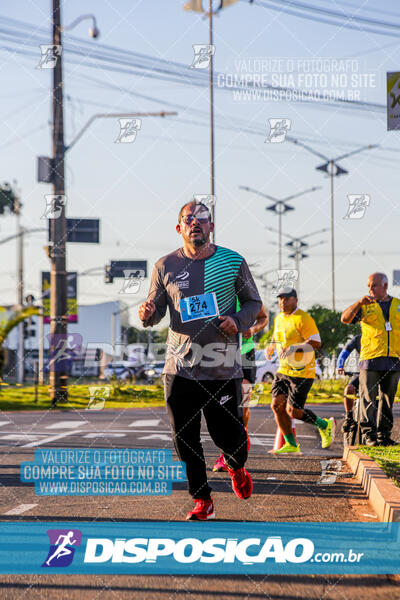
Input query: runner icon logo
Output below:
<box><xmin>265</xmin><ymin>118</ymin><xmax>291</xmax><ymax>143</ymax></box>
<box><xmin>190</xmin><ymin>45</ymin><xmax>215</xmax><ymax>69</ymax></box>
<box><xmin>42</xmin><ymin>529</ymin><xmax>82</xmax><ymax>568</ymax></box>
<box><xmin>344</xmin><ymin>194</ymin><xmax>370</xmax><ymax>220</ymax></box>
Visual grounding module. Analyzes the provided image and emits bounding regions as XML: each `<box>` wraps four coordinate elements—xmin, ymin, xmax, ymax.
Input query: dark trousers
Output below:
<box><xmin>164</xmin><ymin>374</ymin><xmax>248</xmax><ymax>499</ymax></box>
<box><xmin>359</xmin><ymin>369</ymin><xmax>400</xmax><ymax>440</ymax></box>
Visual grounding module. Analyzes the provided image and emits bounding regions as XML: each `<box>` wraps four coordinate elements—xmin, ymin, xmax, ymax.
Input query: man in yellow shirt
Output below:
<box><xmin>341</xmin><ymin>272</ymin><xmax>400</xmax><ymax>446</ymax></box>
<box><xmin>266</xmin><ymin>288</ymin><xmax>336</xmax><ymax>453</ymax></box>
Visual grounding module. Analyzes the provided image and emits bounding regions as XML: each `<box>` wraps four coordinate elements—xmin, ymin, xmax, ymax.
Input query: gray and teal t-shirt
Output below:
<box><xmin>143</xmin><ymin>245</ymin><xmax>262</xmax><ymax>380</ymax></box>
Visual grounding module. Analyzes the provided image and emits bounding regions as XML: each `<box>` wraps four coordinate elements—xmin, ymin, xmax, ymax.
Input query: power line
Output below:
<box><xmin>250</xmin><ymin>0</ymin><xmax>400</xmax><ymax>37</ymax></box>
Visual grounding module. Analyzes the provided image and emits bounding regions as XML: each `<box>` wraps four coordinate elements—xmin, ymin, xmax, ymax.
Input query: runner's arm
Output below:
<box><xmin>142</xmin><ymin>263</ymin><xmax>168</xmax><ymax>327</ymax></box>
<box><xmin>243</xmin><ymin>304</ymin><xmax>268</xmax><ymax>338</ymax></box>
<box><xmin>233</xmin><ymin>259</ymin><xmax>262</xmax><ymax>332</ymax></box>
<box><xmin>337</xmin><ymin>348</ymin><xmax>350</xmax><ymax>370</ymax></box>
<box><xmin>299</xmin><ymin>315</ymin><xmax>321</xmax><ymax>350</ymax></box>
<box><xmin>337</xmin><ymin>334</ymin><xmax>361</xmax><ymax>370</ymax></box>
<box><xmin>341</xmin><ymin>297</ymin><xmax>373</xmax><ymax>323</ymax></box>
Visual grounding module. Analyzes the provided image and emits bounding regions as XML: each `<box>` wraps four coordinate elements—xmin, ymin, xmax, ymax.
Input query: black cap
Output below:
<box><xmin>276</xmin><ymin>287</ymin><xmax>297</xmax><ymax>298</ymax></box>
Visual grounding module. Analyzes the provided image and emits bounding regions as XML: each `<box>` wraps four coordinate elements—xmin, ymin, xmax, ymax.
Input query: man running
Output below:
<box><xmin>266</xmin><ymin>288</ymin><xmax>335</xmax><ymax>454</ymax></box>
<box><xmin>212</xmin><ymin>304</ymin><xmax>268</xmax><ymax>472</ymax></box>
<box><xmin>138</xmin><ymin>200</ymin><xmax>262</xmax><ymax>520</ymax></box>
<box><xmin>337</xmin><ymin>334</ymin><xmax>361</xmax><ymax>436</ymax></box>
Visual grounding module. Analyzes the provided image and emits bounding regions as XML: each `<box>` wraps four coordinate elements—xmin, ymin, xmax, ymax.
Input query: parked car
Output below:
<box><xmin>255</xmin><ymin>349</ymin><xmax>279</xmax><ymax>383</ymax></box>
<box><xmin>104</xmin><ymin>362</ymin><xmax>136</xmax><ymax>381</ymax></box>
<box><xmin>141</xmin><ymin>362</ymin><xmax>164</xmax><ymax>383</ymax></box>
<box><xmin>254</xmin><ymin>349</ymin><xmax>322</xmax><ymax>383</ymax></box>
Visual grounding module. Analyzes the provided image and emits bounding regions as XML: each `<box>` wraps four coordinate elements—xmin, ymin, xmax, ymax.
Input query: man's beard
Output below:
<box><xmin>192</xmin><ymin>236</ymin><xmax>206</xmax><ymax>247</ymax></box>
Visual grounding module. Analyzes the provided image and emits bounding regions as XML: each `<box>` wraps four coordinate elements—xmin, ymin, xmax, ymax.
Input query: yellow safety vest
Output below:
<box><xmin>360</xmin><ymin>297</ymin><xmax>400</xmax><ymax>360</ymax></box>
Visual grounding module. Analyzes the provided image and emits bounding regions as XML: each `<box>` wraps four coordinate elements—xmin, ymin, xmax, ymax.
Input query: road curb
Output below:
<box><xmin>343</xmin><ymin>447</ymin><xmax>400</xmax><ymax>522</ymax></box>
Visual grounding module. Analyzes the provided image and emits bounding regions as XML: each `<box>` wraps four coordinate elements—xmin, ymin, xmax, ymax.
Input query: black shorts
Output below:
<box><xmin>348</xmin><ymin>373</ymin><xmax>359</xmax><ymax>393</ymax></box>
<box><xmin>241</xmin><ymin>347</ymin><xmax>256</xmax><ymax>384</ymax></box>
<box><xmin>271</xmin><ymin>372</ymin><xmax>314</xmax><ymax>409</ymax></box>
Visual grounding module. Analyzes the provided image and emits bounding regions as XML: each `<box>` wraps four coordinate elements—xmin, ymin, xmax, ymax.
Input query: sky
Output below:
<box><xmin>1</xmin><ymin>0</ymin><xmax>400</xmax><ymax>329</ymax></box>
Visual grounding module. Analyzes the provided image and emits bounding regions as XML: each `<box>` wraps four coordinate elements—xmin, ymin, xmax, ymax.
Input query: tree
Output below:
<box><xmin>308</xmin><ymin>304</ymin><xmax>360</xmax><ymax>356</ymax></box>
<box><xmin>0</xmin><ymin>182</ymin><xmax>19</xmax><ymax>215</ymax></box>
<box><xmin>0</xmin><ymin>306</ymin><xmax>38</xmax><ymax>380</ymax></box>
<box><xmin>258</xmin><ymin>326</ymin><xmax>274</xmax><ymax>348</ymax></box>
<box><xmin>126</xmin><ymin>326</ymin><xmax>169</xmax><ymax>344</ymax></box>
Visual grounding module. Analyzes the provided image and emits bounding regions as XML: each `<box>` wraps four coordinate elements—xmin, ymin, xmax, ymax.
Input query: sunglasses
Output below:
<box><xmin>180</xmin><ymin>214</ymin><xmax>210</xmax><ymax>225</ymax></box>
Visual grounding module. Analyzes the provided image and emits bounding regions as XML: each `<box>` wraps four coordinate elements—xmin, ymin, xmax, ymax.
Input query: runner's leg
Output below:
<box><xmin>203</xmin><ymin>378</ymin><xmax>248</xmax><ymax>470</ymax></box>
<box><xmin>376</xmin><ymin>370</ymin><xmax>399</xmax><ymax>443</ymax></box>
<box><xmin>164</xmin><ymin>374</ymin><xmax>212</xmax><ymax>499</ymax></box>
<box><xmin>271</xmin><ymin>374</ymin><xmax>292</xmax><ymax>436</ymax></box>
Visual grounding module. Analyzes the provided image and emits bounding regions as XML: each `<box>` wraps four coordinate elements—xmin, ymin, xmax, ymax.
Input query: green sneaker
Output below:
<box><xmin>273</xmin><ymin>442</ymin><xmax>301</xmax><ymax>454</ymax></box>
<box><xmin>319</xmin><ymin>417</ymin><xmax>336</xmax><ymax>449</ymax></box>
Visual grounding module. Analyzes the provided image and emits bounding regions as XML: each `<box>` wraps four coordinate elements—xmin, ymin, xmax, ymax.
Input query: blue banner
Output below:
<box><xmin>0</xmin><ymin>522</ymin><xmax>399</xmax><ymax>574</ymax></box>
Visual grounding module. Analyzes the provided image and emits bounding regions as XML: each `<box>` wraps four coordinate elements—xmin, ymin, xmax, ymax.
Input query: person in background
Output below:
<box><xmin>341</xmin><ymin>273</ymin><xmax>400</xmax><ymax>446</ymax></box>
<box><xmin>337</xmin><ymin>334</ymin><xmax>361</xmax><ymax>435</ymax></box>
<box><xmin>213</xmin><ymin>304</ymin><xmax>268</xmax><ymax>472</ymax></box>
<box><xmin>266</xmin><ymin>288</ymin><xmax>335</xmax><ymax>454</ymax></box>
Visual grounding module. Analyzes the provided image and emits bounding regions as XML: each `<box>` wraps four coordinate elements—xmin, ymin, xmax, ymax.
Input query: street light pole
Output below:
<box><xmin>266</xmin><ymin>225</ymin><xmax>328</xmax><ymax>296</ymax></box>
<box><xmin>239</xmin><ymin>185</ymin><xmax>321</xmax><ymax>272</ymax></box>
<box><xmin>49</xmin><ymin>0</ymin><xmax>67</xmax><ymax>404</ymax></box>
<box><xmin>208</xmin><ymin>0</ymin><xmax>216</xmax><ymax>241</ymax></box>
<box><xmin>278</xmin><ymin>206</ymin><xmax>283</xmax><ymax>270</ymax></box>
<box><xmin>329</xmin><ymin>160</ymin><xmax>335</xmax><ymax>311</ymax></box>
<box><xmin>290</xmin><ymin>138</ymin><xmax>378</xmax><ymax>311</ymax></box>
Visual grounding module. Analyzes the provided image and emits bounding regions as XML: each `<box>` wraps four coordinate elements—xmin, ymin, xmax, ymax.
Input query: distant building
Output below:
<box><xmin>3</xmin><ymin>301</ymin><xmax>131</xmax><ymax>379</ymax></box>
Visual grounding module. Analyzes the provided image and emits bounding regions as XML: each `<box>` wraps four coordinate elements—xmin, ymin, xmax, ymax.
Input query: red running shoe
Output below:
<box><xmin>212</xmin><ymin>454</ymin><xmax>228</xmax><ymax>472</ymax></box>
<box><xmin>227</xmin><ymin>467</ymin><xmax>253</xmax><ymax>500</ymax></box>
<box><xmin>186</xmin><ymin>497</ymin><xmax>215</xmax><ymax>521</ymax></box>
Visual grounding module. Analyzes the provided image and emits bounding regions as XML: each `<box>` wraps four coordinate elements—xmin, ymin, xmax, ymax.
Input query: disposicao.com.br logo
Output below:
<box><xmin>4</xmin><ymin>522</ymin><xmax>394</xmax><ymax>575</ymax></box>
<box><xmin>84</xmin><ymin>536</ymin><xmax>315</xmax><ymax>565</ymax></box>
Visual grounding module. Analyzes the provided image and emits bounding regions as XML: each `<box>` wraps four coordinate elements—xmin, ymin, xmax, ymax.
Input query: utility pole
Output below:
<box><xmin>329</xmin><ymin>160</ymin><xmax>335</xmax><ymax>312</ymax></box>
<box><xmin>208</xmin><ymin>0</ymin><xmax>215</xmax><ymax>241</ymax></box>
<box><xmin>15</xmin><ymin>195</ymin><xmax>24</xmax><ymax>384</ymax></box>
<box><xmin>49</xmin><ymin>0</ymin><xmax>68</xmax><ymax>404</ymax></box>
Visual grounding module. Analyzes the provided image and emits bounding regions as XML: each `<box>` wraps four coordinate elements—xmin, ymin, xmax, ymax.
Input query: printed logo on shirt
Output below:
<box><xmin>175</xmin><ymin>271</ymin><xmax>190</xmax><ymax>289</ymax></box>
<box><xmin>219</xmin><ymin>395</ymin><xmax>232</xmax><ymax>406</ymax></box>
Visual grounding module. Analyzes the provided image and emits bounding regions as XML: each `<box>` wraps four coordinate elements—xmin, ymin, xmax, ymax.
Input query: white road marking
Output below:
<box><xmin>4</xmin><ymin>504</ymin><xmax>37</xmax><ymax>515</ymax></box>
<box><xmin>21</xmin><ymin>431</ymin><xmax>78</xmax><ymax>448</ymax></box>
<box><xmin>129</xmin><ymin>419</ymin><xmax>161</xmax><ymax>427</ymax></box>
<box><xmin>138</xmin><ymin>434</ymin><xmax>171</xmax><ymax>441</ymax></box>
<box><xmin>45</xmin><ymin>421</ymin><xmax>87</xmax><ymax>430</ymax></box>
<box><xmin>251</xmin><ymin>437</ymin><xmax>272</xmax><ymax>446</ymax></box>
<box><xmin>0</xmin><ymin>434</ymin><xmax>40</xmax><ymax>442</ymax></box>
<box><xmin>84</xmin><ymin>433</ymin><xmax>126</xmax><ymax>438</ymax></box>
<box><xmin>0</xmin><ymin>422</ymin><xmax>10</xmax><ymax>427</ymax></box>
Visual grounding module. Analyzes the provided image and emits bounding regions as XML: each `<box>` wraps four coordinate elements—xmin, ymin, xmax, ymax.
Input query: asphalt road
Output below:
<box><xmin>0</xmin><ymin>404</ymin><xmax>399</xmax><ymax>599</ymax></box>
